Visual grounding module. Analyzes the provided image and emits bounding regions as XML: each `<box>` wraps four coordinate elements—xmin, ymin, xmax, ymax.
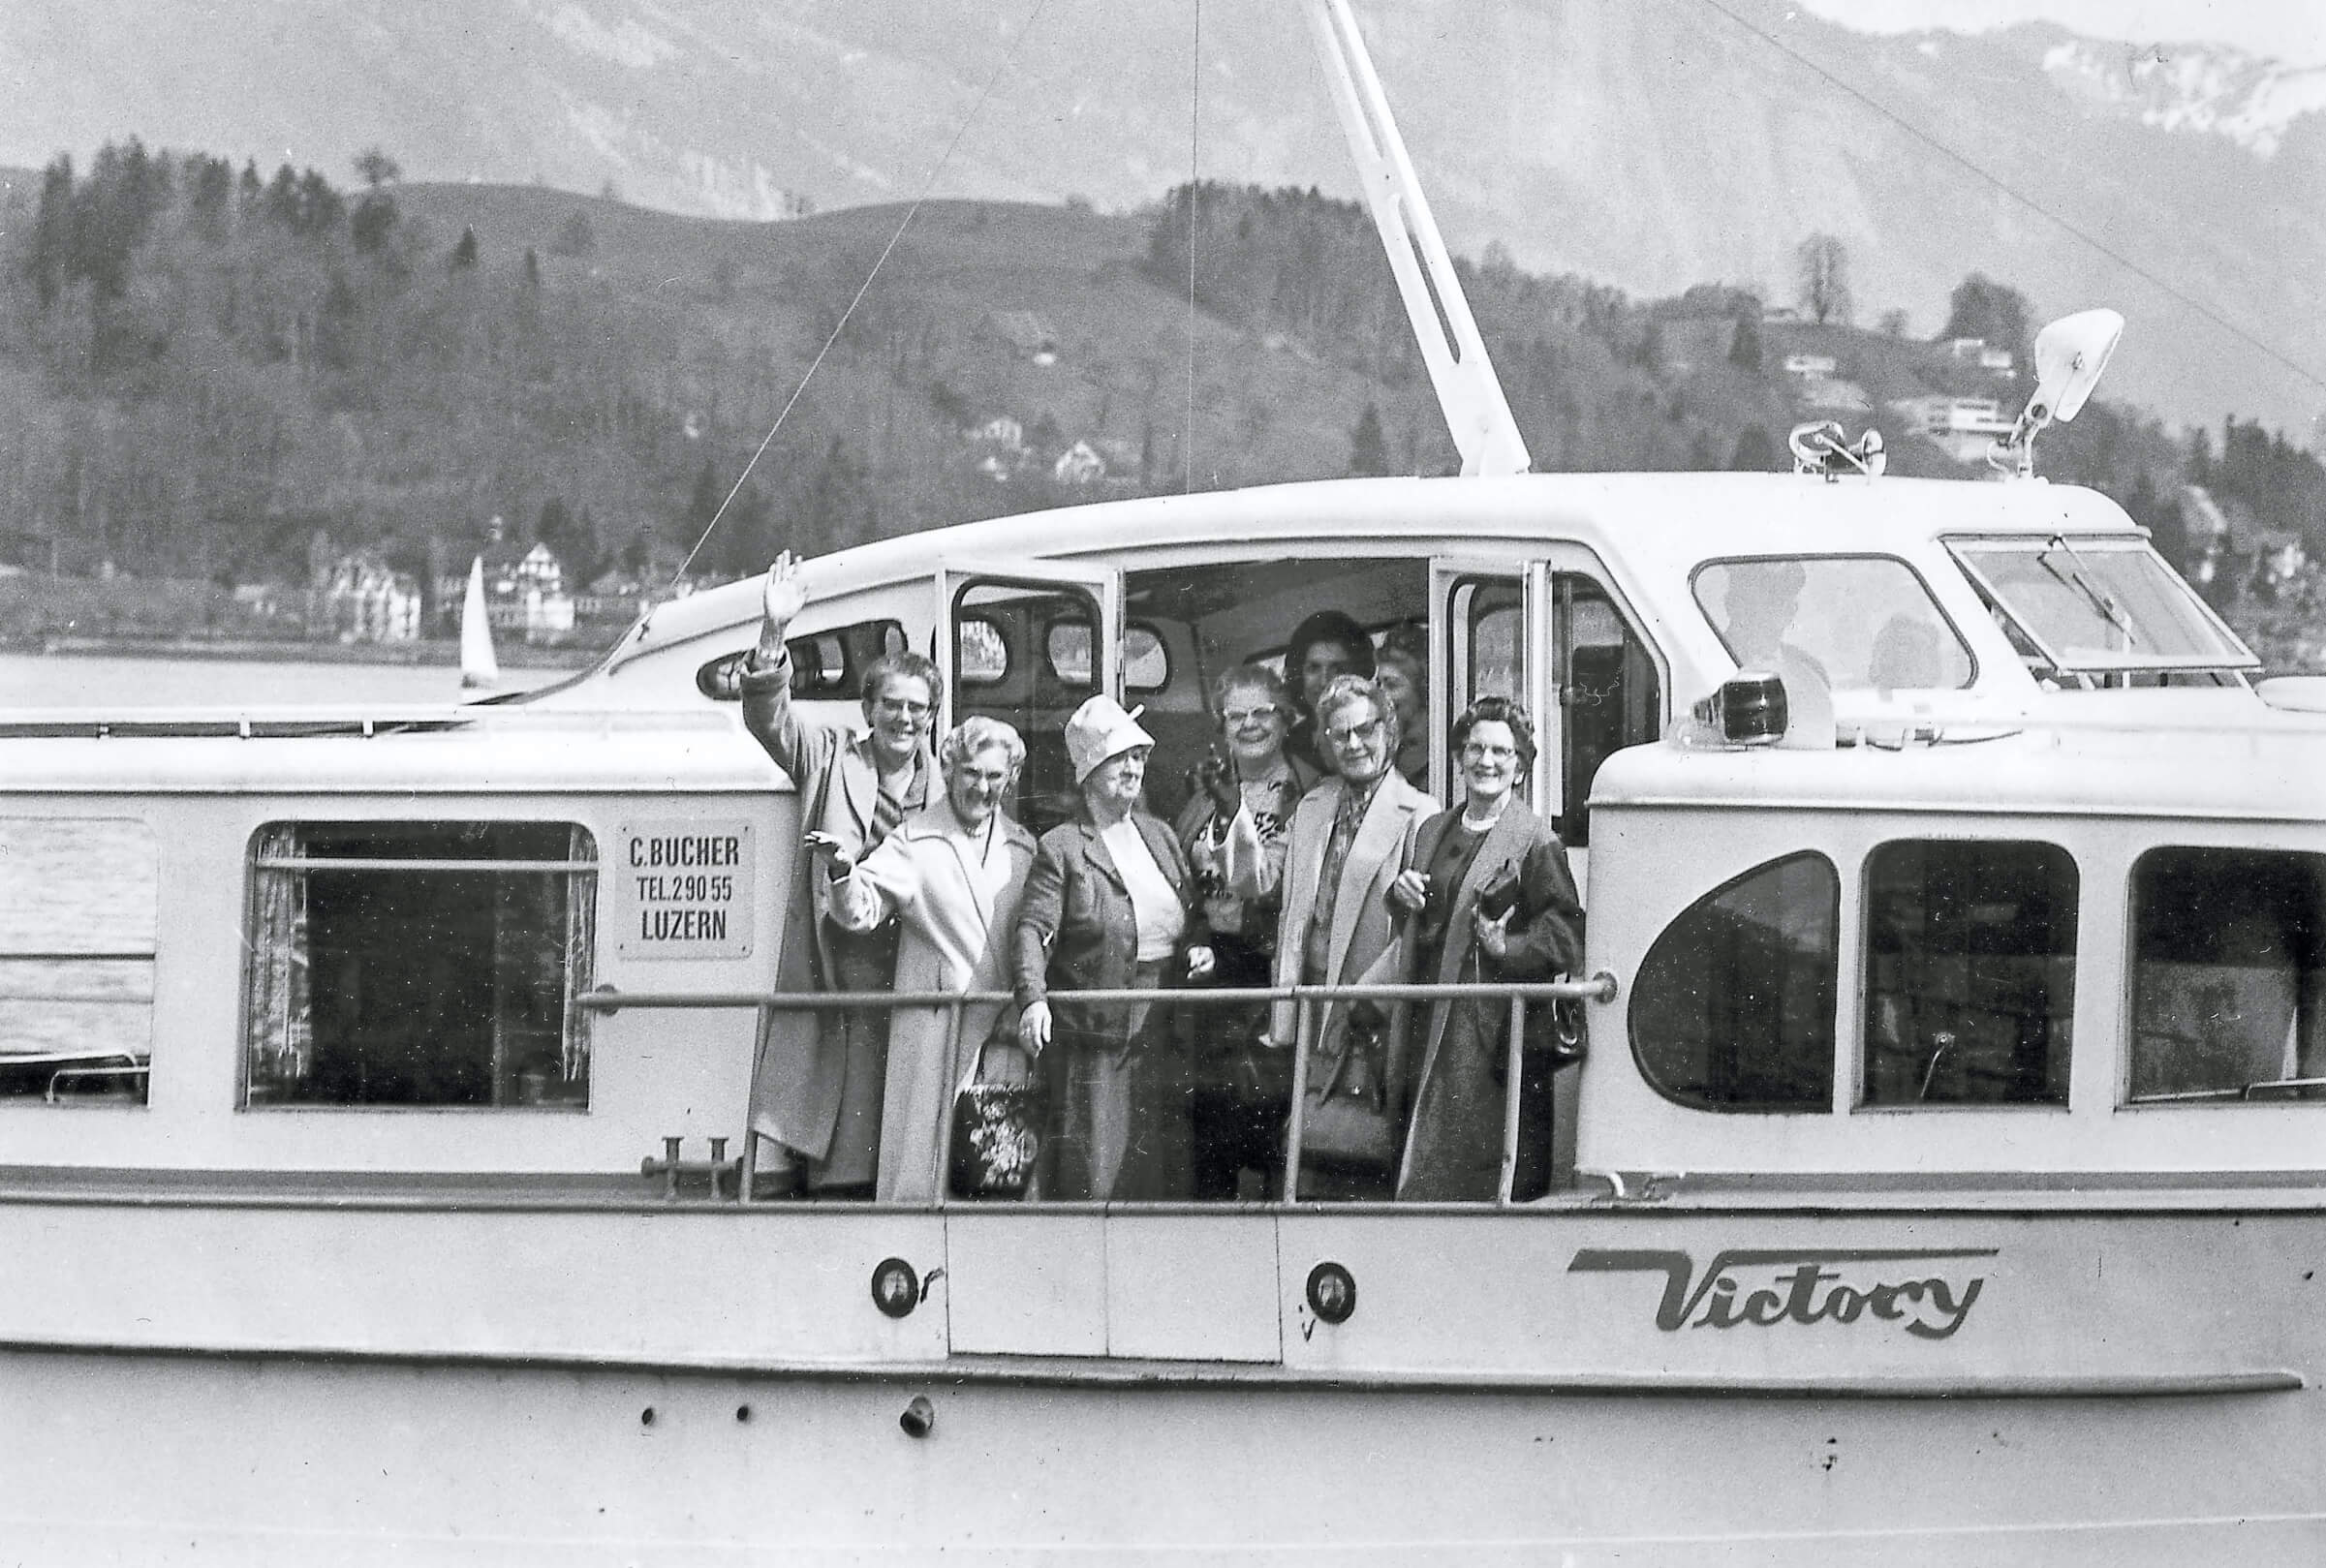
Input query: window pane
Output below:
<box><xmin>1560</xmin><ymin>576</ymin><xmax>1660</xmax><ymax>846</ymax></box>
<box><xmin>1631</xmin><ymin>853</ymin><xmax>1837</xmax><ymax>1111</ymax></box>
<box><xmin>1694</xmin><ymin>557</ymin><xmax>1974</xmax><ymax>692</ymax></box>
<box><xmin>244</xmin><ymin>822</ymin><xmax>595</xmax><ymax>1109</ymax></box>
<box><xmin>1953</xmin><ymin>541</ymin><xmax>2251</xmax><ymax>673</ymax></box>
<box><xmin>1862</xmin><ymin>841</ymin><xmax>2075</xmax><ymax>1107</ymax></box>
<box><xmin>956</xmin><ymin>617</ymin><xmax>1008</xmax><ymax>685</ymax></box>
<box><xmin>1125</xmin><ymin>626</ymin><xmax>1169</xmax><ymax>692</ymax></box>
<box><xmin>2130</xmin><ymin>848</ymin><xmax>2326</xmax><ymax>1102</ymax></box>
<box><xmin>0</xmin><ymin>817</ymin><xmax>155</xmax><ymax>1105</ymax></box>
<box><xmin>1044</xmin><ymin>620</ymin><xmax>1093</xmax><ymax>684</ymax></box>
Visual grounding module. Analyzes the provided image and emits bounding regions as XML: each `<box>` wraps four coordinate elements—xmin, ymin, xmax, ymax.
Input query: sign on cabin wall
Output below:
<box><xmin>611</xmin><ymin>820</ymin><xmax>755</xmax><ymax>960</ymax></box>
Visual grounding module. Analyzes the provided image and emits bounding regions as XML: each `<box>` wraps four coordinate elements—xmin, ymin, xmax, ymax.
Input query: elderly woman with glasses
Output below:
<box><xmin>1382</xmin><ymin>696</ymin><xmax>1583</xmax><ymax>1202</ymax></box>
<box><xmin>742</xmin><ymin>550</ymin><xmax>942</xmax><ymax>1197</ymax></box>
<box><xmin>1226</xmin><ymin>672</ymin><xmax>1435</xmax><ymax>1198</ymax></box>
<box><xmin>1016</xmin><ymin>695</ymin><xmax>1215</xmax><ymax>1200</ymax></box>
<box><xmin>826</xmin><ymin>717</ymin><xmax>1038</xmax><ymax>1202</ymax></box>
<box><xmin>1174</xmin><ymin>664</ymin><xmax>1315</xmax><ymax>1198</ymax></box>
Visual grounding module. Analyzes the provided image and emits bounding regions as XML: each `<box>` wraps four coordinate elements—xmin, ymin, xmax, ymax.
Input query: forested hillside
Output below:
<box><xmin>1</xmin><ymin>143</ymin><xmax>2317</xmax><ymax>652</ymax></box>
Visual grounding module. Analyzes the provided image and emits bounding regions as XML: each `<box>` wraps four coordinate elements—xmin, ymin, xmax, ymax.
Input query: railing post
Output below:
<box><xmin>1281</xmin><ymin>996</ymin><xmax>1313</xmax><ymax>1204</ymax></box>
<box><xmin>1498</xmin><ymin>994</ymin><xmax>1525</xmax><ymax>1208</ymax></box>
<box><xmin>934</xmin><ymin>999</ymin><xmax>966</xmax><ymax>1209</ymax></box>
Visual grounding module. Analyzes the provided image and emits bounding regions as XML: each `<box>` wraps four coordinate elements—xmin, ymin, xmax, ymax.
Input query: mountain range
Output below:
<box><xmin>3</xmin><ymin>0</ymin><xmax>2320</xmax><ymax>437</ymax></box>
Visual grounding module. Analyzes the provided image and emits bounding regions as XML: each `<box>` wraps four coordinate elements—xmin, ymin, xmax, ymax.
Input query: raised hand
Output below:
<box><xmin>761</xmin><ymin>550</ymin><xmax>808</xmax><ymax>633</ymax></box>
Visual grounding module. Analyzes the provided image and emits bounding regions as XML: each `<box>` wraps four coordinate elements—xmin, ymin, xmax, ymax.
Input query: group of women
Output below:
<box><xmin>744</xmin><ymin>553</ymin><xmax>1585</xmax><ymax>1205</ymax></box>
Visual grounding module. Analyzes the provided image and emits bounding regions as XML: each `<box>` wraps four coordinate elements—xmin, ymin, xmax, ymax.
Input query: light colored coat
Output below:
<box><xmin>741</xmin><ymin>661</ymin><xmax>932</xmax><ymax>1165</ymax></box>
<box><xmin>1227</xmin><ymin>771</ymin><xmax>1434</xmax><ymax>1074</ymax></box>
<box><xmin>834</xmin><ymin>797</ymin><xmax>1037</xmax><ymax>1202</ymax></box>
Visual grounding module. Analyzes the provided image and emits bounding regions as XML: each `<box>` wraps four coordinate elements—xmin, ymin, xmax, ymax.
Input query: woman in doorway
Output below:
<box><xmin>1385</xmin><ymin>697</ymin><xmax>1583</xmax><ymax>1202</ymax></box>
<box><xmin>1282</xmin><ymin>609</ymin><xmax>1376</xmax><ymax>778</ymax></box>
<box><xmin>1016</xmin><ymin>696</ymin><xmax>1214</xmax><ymax>1200</ymax></box>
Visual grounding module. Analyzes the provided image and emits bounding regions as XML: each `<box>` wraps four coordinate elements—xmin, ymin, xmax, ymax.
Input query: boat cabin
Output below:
<box><xmin>0</xmin><ymin>467</ymin><xmax>2305</xmax><ymax>1194</ymax></box>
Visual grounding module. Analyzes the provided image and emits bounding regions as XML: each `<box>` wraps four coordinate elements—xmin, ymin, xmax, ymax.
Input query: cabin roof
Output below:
<box><xmin>1594</xmin><ymin>705</ymin><xmax>2326</xmax><ymax>824</ymax></box>
<box><xmin>595</xmin><ymin>472</ymin><xmax>2140</xmax><ymax>680</ymax></box>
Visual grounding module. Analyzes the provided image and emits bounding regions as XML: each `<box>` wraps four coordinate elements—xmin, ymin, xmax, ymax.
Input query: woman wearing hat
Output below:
<box><xmin>1015</xmin><ymin>694</ymin><xmax>1215</xmax><ymax>1201</ymax></box>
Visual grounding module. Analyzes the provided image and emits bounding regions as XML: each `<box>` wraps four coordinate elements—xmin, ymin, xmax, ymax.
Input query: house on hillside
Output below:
<box><xmin>1943</xmin><ymin>337</ymin><xmax>2018</xmax><ymax>375</ymax></box>
<box><xmin>979</xmin><ymin>311</ymin><xmax>1059</xmax><ymax>365</ymax></box>
<box><xmin>1782</xmin><ymin>353</ymin><xmax>1837</xmax><ymax>379</ymax></box>
<box><xmin>1801</xmin><ymin>377</ymin><xmax>1870</xmax><ymax>415</ymax></box>
<box><xmin>2185</xmin><ymin>483</ymin><xmax>2309</xmax><ymax>596</ymax></box>
<box><xmin>434</xmin><ymin>538</ymin><xmax>575</xmax><ymax>643</ymax></box>
<box><xmin>1890</xmin><ymin>395</ymin><xmax>2014</xmax><ymax>465</ymax></box>
<box><xmin>322</xmin><ymin>552</ymin><xmax>422</xmax><ymax>644</ymax></box>
<box><xmin>965</xmin><ymin>416</ymin><xmax>1031</xmax><ymax>483</ymax></box>
<box><xmin>1052</xmin><ymin>441</ymin><xmax>1106</xmax><ymax>486</ymax></box>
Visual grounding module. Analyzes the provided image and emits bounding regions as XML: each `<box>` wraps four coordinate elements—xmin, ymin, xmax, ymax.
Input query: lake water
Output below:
<box><xmin>0</xmin><ymin>653</ymin><xmax>576</xmax><ymax>709</ymax></box>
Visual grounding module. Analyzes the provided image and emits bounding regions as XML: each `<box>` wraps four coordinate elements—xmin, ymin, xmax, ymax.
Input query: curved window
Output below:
<box><xmin>1693</xmin><ymin>556</ymin><xmax>1974</xmax><ymax>692</ymax></box>
<box><xmin>2129</xmin><ymin>848</ymin><xmax>2326</xmax><ymax>1103</ymax></box>
<box><xmin>1631</xmin><ymin>853</ymin><xmax>1837</xmax><ymax>1111</ymax></box>
<box><xmin>1862</xmin><ymin>841</ymin><xmax>2075</xmax><ymax>1106</ymax></box>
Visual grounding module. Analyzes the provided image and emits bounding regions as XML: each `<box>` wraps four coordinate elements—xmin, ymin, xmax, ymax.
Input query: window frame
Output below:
<box><xmin>238</xmin><ymin>820</ymin><xmax>600</xmax><ymax>1114</ymax></box>
<box><xmin>1688</xmin><ymin>551</ymin><xmax>1980</xmax><ymax>692</ymax></box>
<box><xmin>1628</xmin><ymin>850</ymin><xmax>1841</xmax><ymax>1115</ymax></box>
<box><xmin>1855</xmin><ymin>836</ymin><xmax>2078</xmax><ymax>1113</ymax></box>
<box><xmin>2123</xmin><ymin>845</ymin><xmax>2326</xmax><ymax>1108</ymax></box>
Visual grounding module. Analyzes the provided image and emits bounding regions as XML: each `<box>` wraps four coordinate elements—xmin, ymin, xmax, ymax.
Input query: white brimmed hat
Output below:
<box><xmin>1064</xmin><ymin>693</ymin><xmax>1154</xmax><ymax>783</ymax></box>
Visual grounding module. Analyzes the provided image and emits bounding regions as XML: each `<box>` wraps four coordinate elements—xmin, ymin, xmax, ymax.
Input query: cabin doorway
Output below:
<box><xmin>935</xmin><ymin>560</ymin><xmax>1122</xmax><ymax>836</ymax></box>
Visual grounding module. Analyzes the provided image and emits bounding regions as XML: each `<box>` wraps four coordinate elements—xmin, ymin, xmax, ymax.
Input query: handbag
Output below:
<box><xmin>948</xmin><ymin>1038</ymin><xmax>1044</xmax><ymax>1199</ymax></box>
<box><xmin>1297</xmin><ymin>1010</ymin><xmax>1398</xmax><ymax>1169</ymax></box>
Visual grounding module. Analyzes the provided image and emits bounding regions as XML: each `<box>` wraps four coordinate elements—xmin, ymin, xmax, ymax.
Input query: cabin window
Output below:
<box><xmin>242</xmin><ymin>822</ymin><xmax>597</xmax><ymax>1110</ymax></box>
<box><xmin>1630</xmin><ymin>853</ymin><xmax>1837</xmax><ymax>1111</ymax></box>
<box><xmin>0</xmin><ymin>817</ymin><xmax>156</xmax><ymax>1106</ymax></box>
<box><xmin>1861</xmin><ymin>841</ymin><xmax>2075</xmax><ymax>1107</ymax></box>
<box><xmin>1693</xmin><ymin>556</ymin><xmax>1974</xmax><ymax>692</ymax></box>
<box><xmin>2128</xmin><ymin>848</ymin><xmax>2326</xmax><ymax>1103</ymax></box>
<box><xmin>694</xmin><ymin>619</ymin><xmax>908</xmax><ymax>701</ymax></box>
<box><xmin>1555</xmin><ymin>575</ymin><xmax>1660</xmax><ymax>845</ymax></box>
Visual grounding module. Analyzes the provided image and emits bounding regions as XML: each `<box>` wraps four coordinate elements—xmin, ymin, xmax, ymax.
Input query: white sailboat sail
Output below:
<box><xmin>458</xmin><ymin>555</ymin><xmax>500</xmax><ymax>691</ymax></box>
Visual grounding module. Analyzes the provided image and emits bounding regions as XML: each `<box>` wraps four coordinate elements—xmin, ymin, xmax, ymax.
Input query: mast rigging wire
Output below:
<box><xmin>1686</xmin><ymin>0</ymin><xmax>2325</xmax><ymax>399</ymax></box>
<box><xmin>671</xmin><ymin>0</ymin><xmax>1058</xmax><ymax>586</ymax></box>
<box><xmin>1186</xmin><ymin>0</ymin><xmax>1202</xmax><ymax>495</ymax></box>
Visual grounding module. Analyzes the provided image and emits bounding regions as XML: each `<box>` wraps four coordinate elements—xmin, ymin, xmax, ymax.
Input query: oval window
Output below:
<box><xmin>1630</xmin><ymin>852</ymin><xmax>1838</xmax><ymax>1112</ymax></box>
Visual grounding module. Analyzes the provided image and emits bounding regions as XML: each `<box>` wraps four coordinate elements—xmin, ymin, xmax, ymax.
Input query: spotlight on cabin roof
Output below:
<box><xmin>1989</xmin><ymin>309</ymin><xmax>2124</xmax><ymax>479</ymax></box>
<box><xmin>1690</xmin><ymin>671</ymin><xmax>1790</xmax><ymax>747</ymax></box>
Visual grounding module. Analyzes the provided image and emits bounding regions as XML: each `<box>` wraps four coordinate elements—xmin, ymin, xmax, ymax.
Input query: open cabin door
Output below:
<box><xmin>934</xmin><ymin>559</ymin><xmax>1122</xmax><ymax>838</ymax></box>
<box><xmin>1431</xmin><ymin>556</ymin><xmax>1665</xmax><ymax>886</ymax></box>
<box><xmin>1430</xmin><ymin>559</ymin><xmax>1558</xmax><ymax>812</ymax></box>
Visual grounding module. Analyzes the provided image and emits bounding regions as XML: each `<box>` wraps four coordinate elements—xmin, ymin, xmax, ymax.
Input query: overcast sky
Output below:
<box><xmin>1796</xmin><ymin>0</ymin><xmax>2326</xmax><ymax>67</ymax></box>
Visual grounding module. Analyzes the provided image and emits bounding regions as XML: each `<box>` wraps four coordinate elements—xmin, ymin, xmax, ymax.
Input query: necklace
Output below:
<box><xmin>1461</xmin><ymin>801</ymin><xmax>1504</xmax><ymax>833</ymax></box>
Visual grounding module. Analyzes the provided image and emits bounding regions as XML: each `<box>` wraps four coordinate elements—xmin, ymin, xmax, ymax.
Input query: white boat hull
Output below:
<box><xmin>6</xmin><ymin>1187</ymin><xmax>2321</xmax><ymax>1562</ymax></box>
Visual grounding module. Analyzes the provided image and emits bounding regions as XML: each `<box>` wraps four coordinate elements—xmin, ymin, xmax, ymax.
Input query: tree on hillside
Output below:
<box><xmin>1731</xmin><ymin>426</ymin><xmax>1778</xmax><ymax>472</ymax></box>
<box><xmin>1728</xmin><ymin>311</ymin><xmax>1762</xmax><ymax>371</ymax></box>
<box><xmin>450</xmin><ymin>227</ymin><xmax>480</xmax><ymax>271</ymax></box>
<box><xmin>1877</xmin><ymin>307</ymin><xmax>1909</xmax><ymax>337</ymax></box>
<box><xmin>1349</xmin><ymin>401</ymin><xmax>1388</xmax><ymax>476</ymax></box>
<box><xmin>1939</xmin><ymin>273</ymin><xmax>2032</xmax><ymax>362</ymax></box>
<box><xmin>1794</xmin><ymin>233</ymin><xmax>1852</xmax><ymax>325</ymax></box>
<box><xmin>354</xmin><ymin>148</ymin><xmax>401</xmax><ymax>189</ymax></box>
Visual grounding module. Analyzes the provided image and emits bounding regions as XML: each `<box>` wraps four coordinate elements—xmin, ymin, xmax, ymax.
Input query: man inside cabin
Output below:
<box><xmin>740</xmin><ymin>551</ymin><xmax>939</xmax><ymax>1197</ymax></box>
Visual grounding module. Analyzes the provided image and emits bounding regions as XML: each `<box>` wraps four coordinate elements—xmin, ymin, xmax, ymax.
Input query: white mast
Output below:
<box><xmin>458</xmin><ymin>556</ymin><xmax>501</xmax><ymax>692</ymax></box>
<box><xmin>1302</xmin><ymin>0</ymin><xmax>1530</xmax><ymax>477</ymax></box>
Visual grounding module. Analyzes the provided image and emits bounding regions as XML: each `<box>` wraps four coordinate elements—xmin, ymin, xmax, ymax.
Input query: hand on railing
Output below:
<box><xmin>1018</xmin><ymin>999</ymin><xmax>1052</xmax><ymax>1056</ymax></box>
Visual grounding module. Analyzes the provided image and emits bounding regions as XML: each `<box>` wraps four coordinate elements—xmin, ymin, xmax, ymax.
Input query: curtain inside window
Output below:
<box><xmin>563</xmin><ymin>824</ymin><xmax>595</xmax><ymax>1084</ymax></box>
<box><xmin>246</xmin><ymin>825</ymin><xmax>311</xmax><ymax>1094</ymax></box>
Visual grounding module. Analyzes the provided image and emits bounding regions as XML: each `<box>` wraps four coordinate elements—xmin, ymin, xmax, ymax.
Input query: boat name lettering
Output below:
<box><xmin>629</xmin><ymin>834</ymin><xmax>742</xmax><ymax>869</ymax></box>
<box><xmin>613</xmin><ymin>820</ymin><xmax>755</xmax><ymax>960</ymax></box>
<box><xmin>1567</xmin><ymin>1247</ymin><xmax>1997</xmax><ymax>1339</ymax></box>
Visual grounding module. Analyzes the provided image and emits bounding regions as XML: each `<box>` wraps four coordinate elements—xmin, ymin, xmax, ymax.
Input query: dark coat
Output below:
<box><xmin>1393</xmin><ymin>799</ymin><xmax>1584</xmax><ymax>1200</ymax></box>
<box><xmin>739</xmin><ymin>658</ymin><xmax>932</xmax><ymax>1161</ymax></box>
<box><xmin>1013</xmin><ymin>808</ymin><xmax>1207</xmax><ymax>1053</ymax></box>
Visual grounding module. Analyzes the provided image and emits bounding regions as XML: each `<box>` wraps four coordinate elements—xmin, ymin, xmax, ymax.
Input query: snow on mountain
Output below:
<box><xmin>2042</xmin><ymin>37</ymin><xmax>2326</xmax><ymax>157</ymax></box>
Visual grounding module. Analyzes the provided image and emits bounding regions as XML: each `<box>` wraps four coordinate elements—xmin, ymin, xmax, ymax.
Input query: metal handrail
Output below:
<box><xmin>577</xmin><ymin>977</ymin><xmax>1618</xmax><ymax>1012</ymax></box>
<box><xmin>577</xmin><ymin>974</ymin><xmax>1619</xmax><ymax>1208</ymax></box>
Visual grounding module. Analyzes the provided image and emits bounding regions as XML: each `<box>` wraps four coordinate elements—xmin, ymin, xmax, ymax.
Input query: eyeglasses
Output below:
<box><xmin>1324</xmin><ymin>716</ymin><xmax>1386</xmax><ymax>748</ymax></box>
<box><xmin>1221</xmin><ymin>704</ymin><xmax>1282</xmax><ymax>726</ymax></box>
<box><xmin>873</xmin><ymin>697</ymin><xmax>933</xmax><ymax>719</ymax></box>
<box><xmin>1461</xmin><ymin>742</ymin><xmax>1519</xmax><ymax>760</ymax></box>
